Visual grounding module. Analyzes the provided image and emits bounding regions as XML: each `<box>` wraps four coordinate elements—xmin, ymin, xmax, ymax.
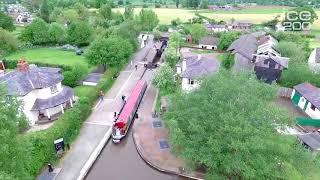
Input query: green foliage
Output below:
<box><xmin>55</xmin><ymin>9</ymin><xmax>78</xmax><ymax>24</ymax></box>
<box><xmin>20</xmin><ymin>18</ymin><xmax>50</xmax><ymax>45</ymax></box>
<box><xmin>0</xmin><ymin>29</ymin><xmax>19</xmax><ymax>56</ymax></box>
<box><xmin>153</xmin><ymin>64</ymin><xmax>176</xmax><ymax>95</ymax></box>
<box><xmin>200</xmin><ymin>0</ymin><xmax>208</xmax><ymax>9</ymax></box>
<box><xmin>67</xmin><ymin>21</ymin><xmax>92</xmax><ymax>46</ymax></box>
<box><xmin>218</xmin><ymin>32</ymin><xmax>239</xmax><ymax>51</ymax></box>
<box><xmin>165</xmin><ymin>48</ymin><xmax>179</xmax><ymax>68</ymax></box>
<box><xmin>99</xmin><ymin>4</ymin><xmax>112</xmax><ymax>20</ymax></box>
<box><xmin>181</xmin><ymin>0</ymin><xmax>200</xmax><ymax>8</ymax></box>
<box><xmin>124</xmin><ymin>5</ymin><xmax>134</xmax><ymax>20</ymax></box>
<box><xmin>157</xmin><ymin>24</ymin><xmax>169</xmax><ymax>32</ymax></box>
<box><xmin>111</xmin><ymin>20</ymin><xmax>139</xmax><ymax>49</ymax></box>
<box><xmin>40</xmin><ymin>0</ymin><xmax>50</xmax><ymax>22</ymax></box>
<box><xmin>171</xmin><ymin>18</ymin><xmax>182</xmax><ymax>26</ymax></box>
<box><xmin>0</xmin><ymin>12</ymin><xmax>15</xmax><ymax>31</ymax></box>
<box><xmin>0</xmin><ymin>86</ymin><xmax>31</xmax><ymax>179</ymax></box>
<box><xmin>86</xmin><ymin>36</ymin><xmax>133</xmax><ymax>68</ymax></box>
<box><xmin>270</xmin><ymin>32</ymin><xmax>311</xmax><ymax>53</ymax></box>
<box><xmin>73</xmin><ymin>3</ymin><xmax>90</xmax><ymax>21</ymax></box>
<box><xmin>48</xmin><ymin>23</ymin><xmax>66</xmax><ymax>44</ymax></box>
<box><xmin>136</xmin><ymin>9</ymin><xmax>159</xmax><ymax>32</ymax></box>
<box><xmin>188</xmin><ymin>23</ymin><xmax>207</xmax><ymax>43</ymax></box>
<box><xmin>62</xmin><ymin>64</ymin><xmax>88</xmax><ymax>87</ymax></box>
<box><xmin>153</xmin><ymin>30</ymin><xmax>161</xmax><ymax>41</ymax></box>
<box><xmin>262</xmin><ymin>15</ymin><xmax>280</xmax><ymax>29</ymax></box>
<box><xmin>221</xmin><ymin>53</ymin><xmax>234</xmax><ymax>69</ymax></box>
<box><xmin>49</xmin><ymin>7</ymin><xmax>63</xmax><ymax>22</ymax></box>
<box><xmin>164</xmin><ymin>71</ymin><xmax>320</xmax><ymax>179</ymax></box>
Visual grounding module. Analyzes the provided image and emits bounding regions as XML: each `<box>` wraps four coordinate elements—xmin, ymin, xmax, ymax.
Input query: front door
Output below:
<box><xmin>292</xmin><ymin>91</ymin><xmax>301</xmax><ymax>106</ymax></box>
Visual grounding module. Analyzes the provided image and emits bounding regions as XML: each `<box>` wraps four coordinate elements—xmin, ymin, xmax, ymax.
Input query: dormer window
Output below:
<box><xmin>50</xmin><ymin>85</ymin><xmax>58</xmax><ymax>94</ymax></box>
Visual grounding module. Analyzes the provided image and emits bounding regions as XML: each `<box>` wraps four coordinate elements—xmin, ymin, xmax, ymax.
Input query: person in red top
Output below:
<box><xmin>99</xmin><ymin>90</ymin><xmax>105</xmax><ymax>101</ymax></box>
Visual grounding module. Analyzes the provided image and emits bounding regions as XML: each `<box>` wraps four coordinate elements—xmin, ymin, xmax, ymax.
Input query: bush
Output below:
<box><xmin>155</xmin><ymin>3</ymin><xmax>161</xmax><ymax>8</ymax></box>
<box><xmin>20</xmin><ymin>18</ymin><xmax>50</xmax><ymax>45</ymax></box>
<box><xmin>218</xmin><ymin>32</ymin><xmax>240</xmax><ymax>51</ymax></box>
<box><xmin>3</xmin><ymin>59</ymin><xmax>73</xmax><ymax>71</ymax></box>
<box><xmin>142</xmin><ymin>4</ymin><xmax>148</xmax><ymax>8</ymax></box>
<box><xmin>221</xmin><ymin>53</ymin><xmax>235</xmax><ymax>69</ymax></box>
<box><xmin>171</xmin><ymin>18</ymin><xmax>182</xmax><ymax>26</ymax></box>
<box><xmin>0</xmin><ymin>29</ymin><xmax>19</xmax><ymax>56</ymax></box>
<box><xmin>157</xmin><ymin>24</ymin><xmax>169</xmax><ymax>32</ymax></box>
<box><xmin>62</xmin><ymin>64</ymin><xmax>88</xmax><ymax>87</ymax></box>
<box><xmin>67</xmin><ymin>21</ymin><xmax>92</xmax><ymax>46</ymax></box>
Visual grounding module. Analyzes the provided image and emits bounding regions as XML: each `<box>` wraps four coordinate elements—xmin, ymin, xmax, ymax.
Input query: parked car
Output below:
<box><xmin>76</xmin><ymin>48</ymin><xmax>84</xmax><ymax>55</ymax></box>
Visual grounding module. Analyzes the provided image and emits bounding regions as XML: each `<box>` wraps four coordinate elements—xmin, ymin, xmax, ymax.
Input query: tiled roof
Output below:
<box><xmin>0</xmin><ymin>67</ymin><xmax>63</xmax><ymax>96</ymax></box>
<box><xmin>294</xmin><ymin>83</ymin><xmax>320</xmax><ymax>110</ymax></box>
<box><xmin>227</xmin><ymin>34</ymin><xmax>258</xmax><ymax>60</ymax></box>
<box><xmin>199</xmin><ymin>36</ymin><xmax>219</xmax><ymax>45</ymax></box>
<box><xmin>31</xmin><ymin>86</ymin><xmax>74</xmax><ymax>110</ymax></box>
<box><xmin>181</xmin><ymin>56</ymin><xmax>219</xmax><ymax>79</ymax></box>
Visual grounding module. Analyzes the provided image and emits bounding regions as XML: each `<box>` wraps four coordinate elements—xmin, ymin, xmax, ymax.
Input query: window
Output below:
<box><xmin>188</xmin><ymin>79</ymin><xmax>194</xmax><ymax>85</ymax></box>
<box><xmin>50</xmin><ymin>85</ymin><xmax>58</xmax><ymax>94</ymax></box>
<box><xmin>311</xmin><ymin>104</ymin><xmax>316</xmax><ymax>111</ymax></box>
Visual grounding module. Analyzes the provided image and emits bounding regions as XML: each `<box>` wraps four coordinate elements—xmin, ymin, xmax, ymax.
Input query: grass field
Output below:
<box><xmin>5</xmin><ymin>48</ymin><xmax>90</xmax><ymax>67</ymax></box>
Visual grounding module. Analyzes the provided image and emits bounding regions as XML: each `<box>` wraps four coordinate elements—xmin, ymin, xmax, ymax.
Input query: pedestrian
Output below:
<box><xmin>135</xmin><ymin>64</ymin><xmax>138</xmax><ymax>70</ymax></box>
<box><xmin>114</xmin><ymin>112</ymin><xmax>117</xmax><ymax>118</ymax></box>
<box><xmin>99</xmin><ymin>91</ymin><xmax>104</xmax><ymax>101</ymax></box>
<box><xmin>121</xmin><ymin>95</ymin><xmax>126</xmax><ymax>102</ymax></box>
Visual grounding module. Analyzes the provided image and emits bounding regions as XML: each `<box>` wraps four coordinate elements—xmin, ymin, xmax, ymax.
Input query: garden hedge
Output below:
<box><xmin>2</xmin><ymin>59</ymin><xmax>73</xmax><ymax>71</ymax></box>
<box><xmin>19</xmin><ymin>68</ymin><xmax>116</xmax><ymax>178</ymax></box>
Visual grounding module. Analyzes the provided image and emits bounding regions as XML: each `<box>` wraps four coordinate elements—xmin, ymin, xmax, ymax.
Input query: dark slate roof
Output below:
<box><xmin>294</xmin><ymin>83</ymin><xmax>320</xmax><ymax>110</ymax></box>
<box><xmin>298</xmin><ymin>132</ymin><xmax>320</xmax><ymax>151</ymax></box>
<box><xmin>0</xmin><ymin>67</ymin><xmax>63</xmax><ymax>96</ymax></box>
<box><xmin>258</xmin><ymin>35</ymin><xmax>278</xmax><ymax>45</ymax></box>
<box><xmin>145</xmin><ymin>48</ymin><xmax>157</xmax><ymax>63</ymax></box>
<box><xmin>315</xmin><ymin>48</ymin><xmax>320</xmax><ymax>63</ymax></box>
<box><xmin>254</xmin><ymin>54</ymin><xmax>289</xmax><ymax>68</ymax></box>
<box><xmin>83</xmin><ymin>73</ymin><xmax>103</xmax><ymax>83</ymax></box>
<box><xmin>227</xmin><ymin>34</ymin><xmax>258</xmax><ymax>60</ymax></box>
<box><xmin>31</xmin><ymin>86</ymin><xmax>74</xmax><ymax>110</ymax></box>
<box><xmin>181</xmin><ymin>56</ymin><xmax>219</xmax><ymax>79</ymax></box>
<box><xmin>254</xmin><ymin>66</ymin><xmax>282</xmax><ymax>84</ymax></box>
<box><xmin>199</xmin><ymin>36</ymin><xmax>219</xmax><ymax>46</ymax></box>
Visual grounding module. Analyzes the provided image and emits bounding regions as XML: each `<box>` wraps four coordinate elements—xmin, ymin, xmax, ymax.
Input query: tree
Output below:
<box><xmin>169</xmin><ymin>32</ymin><xmax>182</xmax><ymax>56</ymax></box>
<box><xmin>0</xmin><ymin>28</ymin><xmax>19</xmax><ymax>56</ymax></box>
<box><xmin>0</xmin><ymin>86</ymin><xmax>31</xmax><ymax>179</ymax></box>
<box><xmin>164</xmin><ymin>71</ymin><xmax>320</xmax><ymax>179</ymax></box>
<box><xmin>63</xmin><ymin>64</ymin><xmax>88</xmax><ymax>87</ymax></box>
<box><xmin>56</xmin><ymin>9</ymin><xmax>78</xmax><ymax>24</ymax></box>
<box><xmin>0</xmin><ymin>12</ymin><xmax>15</xmax><ymax>31</ymax></box>
<box><xmin>99</xmin><ymin>4</ymin><xmax>112</xmax><ymax>20</ymax></box>
<box><xmin>189</xmin><ymin>23</ymin><xmax>207</xmax><ymax>43</ymax></box>
<box><xmin>217</xmin><ymin>32</ymin><xmax>239</xmax><ymax>51</ymax></box>
<box><xmin>48</xmin><ymin>23</ymin><xmax>66</xmax><ymax>44</ymax></box>
<box><xmin>262</xmin><ymin>15</ymin><xmax>280</xmax><ymax>29</ymax></box>
<box><xmin>124</xmin><ymin>4</ymin><xmax>134</xmax><ymax>20</ymax></box>
<box><xmin>73</xmin><ymin>3</ymin><xmax>90</xmax><ymax>21</ymax></box>
<box><xmin>200</xmin><ymin>0</ymin><xmax>208</xmax><ymax>9</ymax></box>
<box><xmin>20</xmin><ymin>18</ymin><xmax>49</xmax><ymax>45</ymax></box>
<box><xmin>40</xmin><ymin>0</ymin><xmax>50</xmax><ymax>22</ymax></box>
<box><xmin>175</xmin><ymin>0</ymin><xmax>179</xmax><ymax>8</ymax></box>
<box><xmin>221</xmin><ymin>53</ymin><xmax>235</xmax><ymax>69</ymax></box>
<box><xmin>49</xmin><ymin>7</ymin><xmax>63</xmax><ymax>22</ymax></box>
<box><xmin>136</xmin><ymin>9</ymin><xmax>159</xmax><ymax>32</ymax></box>
<box><xmin>86</xmin><ymin>36</ymin><xmax>134</xmax><ymax>69</ymax></box>
<box><xmin>153</xmin><ymin>64</ymin><xmax>175</xmax><ymax>94</ymax></box>
<box><xmin>67</xmin><ymin>21</ymin><xmax>92</xmax><ymax>46</ymax></box>
<box><xmin>283</xmin><ymin>7</ymin><xmax>318</xmax><ymax>31</ymax></box>
<box><xmin>111</xmin><ymin>20</ymin><xmax>139</xmax><ymax>49</ymax></box>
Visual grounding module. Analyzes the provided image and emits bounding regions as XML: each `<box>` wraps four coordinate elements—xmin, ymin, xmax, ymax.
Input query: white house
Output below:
<box><xmin>176</xmin><ymin>54</ymin><xmax>219</xmax><ymax>91</ymax></box>
<box><xmin>0</xmin><ymin>60</ymin><xmax>75</xmax><ymax>125</ymax></box>
<box><xmin>256</xmin><ymin>35</ymin><xmax>280</xmax><ymax>57</ymax></box>
<box><xmin>291</xmin><ymin>83</ymin><xmax>320</xmax><ymax>119</ymax></box>
<box><xmin>308</xmin><ymin>48</ymin><xmax>320</xmax><ymax>73</ymax></box>
<box><xmin>199</xmin><ymin>36</ymin><xmax>219</xmax><ymax>50</ymax></box>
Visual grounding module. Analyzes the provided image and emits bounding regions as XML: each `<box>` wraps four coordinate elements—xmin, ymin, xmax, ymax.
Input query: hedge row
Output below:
<box><xmin>2</xmin><ymin>59</ymin><xmax>73</xmax><ymax>71</ymax></box>
<box><xmin>20</xmin><ymin>68</ymin><xmax>117</xmax><ymax>178</ymax></box>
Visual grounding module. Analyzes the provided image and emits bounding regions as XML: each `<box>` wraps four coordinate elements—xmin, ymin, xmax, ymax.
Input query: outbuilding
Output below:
<box><xmin>292</xmin><ymin>83</ymin><xmax>320</xmax><ymax>119</ymax></box>
<box><xmin>198</xmin><ymin>36</ymin><xmax>219</xmax><ymax>50</ymax></box>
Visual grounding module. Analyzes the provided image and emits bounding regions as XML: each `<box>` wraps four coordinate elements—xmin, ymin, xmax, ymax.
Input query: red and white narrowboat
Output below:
<box><xmin>112</xmin><ymin>80</ymin><xmax>147</xmax><ymax>143</ymax></box>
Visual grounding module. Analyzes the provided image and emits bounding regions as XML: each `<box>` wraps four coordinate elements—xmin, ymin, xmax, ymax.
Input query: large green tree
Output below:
<box><xmin>40</xmin><ymin>0</ymin><xmax>50</xmax><ymax>22</ymax></box>
<box><xmin>188</xmin><ymin>23</ymin><xmax>207</xmax><ymax>43</ymax></box>
<box><xmin>99</xmin><ymin>3</ymin><xmax>112</xmax><ymax>20</ymax></box>
<box><xmin>0</xmin><ymin>12</ymin><xmax>15</xmax><ymax>31</ymax></box>
<box><xmin>164</xmin><ymin>71</ymin><xmax>320</xmax><ymax>179</ymax></box>
<box><xmin>0</xmin><ymin>86</ymin><xmax>30</xmax><ymax>179</ymax></box>
<box><xmin>48</xmin><ymin>23</ymin><xmax>66</xmax><ymax>44</ymax></box>
<box><xmin>153</xmin><ymin>64</ymin><xmax>176</xmax><ymax>94</ymax></box>
<box><xmin>136</xmin><ymin>9</ymin><xmax>159</xmax><ymax>32</ymax></box>
<box><xmin>86</xmin><ymin>36</ymin><xmax>134</xmax><ymax>69</ymax></box>
<box><xmin>218</xmin><ymin>32</ymin><xmax>239</xmax><ymax>51</ymax></box>
<box><xmin>124</xmin><ymin>4</ymin><xmax>134</xmax><ymax>20</ymax></box>
<box><xmin>0</xmin><ymin>28</ymin><xmax>19</xmax><ymax>56</ymax></box>
<box><xmin>20</xmin><ymin>18</ymin><xmax>50</xmax><ymax>45</ymax></box>
<box><xmin>67</xmin><ymin>21</ymin><xmax>92</xmax><ymax>46</ymax></box>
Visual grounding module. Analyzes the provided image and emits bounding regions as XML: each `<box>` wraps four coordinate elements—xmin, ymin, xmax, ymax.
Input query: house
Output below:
<box><xmin>176</xmin><ymin>52</ymin><xmax>219</xmax><ymax>91</ymax></box>
<box><xmin>199</xmin><ymin>36</ymin><xmax>219</xmax><ymax>50</ymax></box>
<box><xmin>0</xmin><ymin>60</ymin><xmax>75</xmax><ymax>125</ymax></box>
<box><xmin>257</xmin><ymin>35</ymin><xmax>280</xmax><ymax>56</ymax></box>
<box><xmin>212</xmin><ymin>24</ymin><xmax>228</xmax><ymax>32</ymax></box>
<box><xmin>252</xmin><ymin>54</ymin><xmax>289</xmax><ymax>84</ymax></box>
<box><xmin>291</xmin><ymin>83</ymin><xmax>320</xmax><ymax>119</ymax></box>
<box><xmin>229</xmin><ymin>21</ymin><xmax>253</xmax><ymax>31</ymax></box>
<box><xmin>298</xmin><ymin>132</ymin><xmax>320</xmax><ymax>152</ymax></box>
<box><xmin>308</xmin><ymin>48</ymin><xmax>320</xmax><ymax>73</ymax></box>
<box><xmin>6</xmin><ymin>4</ymin><xmax>33</xmax><ymax>24</ymax></box>
<box><xmin>227</xmin><ymin>33</ymin><xmax>258</xmax><ymax>72</ymax></box>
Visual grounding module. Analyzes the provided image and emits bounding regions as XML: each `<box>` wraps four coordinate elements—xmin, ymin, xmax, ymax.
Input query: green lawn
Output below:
<box><xmin>74</xmin><ymin>85</ymin><xmax>96</xmax><ymax>97</ymax></box>
<box><xmin>5</xmin><ymin>48</ymin><xmax>90</xmax><ymax>67</ymax></box>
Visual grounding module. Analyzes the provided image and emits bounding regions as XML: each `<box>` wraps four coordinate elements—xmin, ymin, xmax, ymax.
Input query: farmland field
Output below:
<box><xmin>5</xmin><ymin>48</ymin><xmax>90</xmax><ymax>67</ymax></box>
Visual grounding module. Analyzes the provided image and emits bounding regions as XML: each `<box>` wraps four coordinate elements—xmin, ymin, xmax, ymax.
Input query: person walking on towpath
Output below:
<box><xmin>99</xmin><ymin>90</ymin><xmax>105</xmax><ymax>101</ymax></box>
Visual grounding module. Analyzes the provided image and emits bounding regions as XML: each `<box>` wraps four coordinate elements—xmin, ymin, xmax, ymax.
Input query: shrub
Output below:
<box><xmin>142</xmin><ymin>4</ymin><xmax>148</xmax><ymax>8</ymax></box>
<box><xmin>20</xmin><ymin>18</ymin><xmax>50</xmax><ymax>45</ymax></box>
<box><xmin>62</xmin><ymin>64</ymin><xmax>88</xmax><ymax>87</ymax></box>
<box><xmin>157</xmin><ymin>24</ymin><xmax>169</xmax><ymax>32</ymax></box>
<box><xmin>0</xmin><ymin>29</ymin><xmax>19</xmax><ymax>56</ymax></box>
<box><xmin>171</xmin><ymin>18</ymin><xmax>182</xmax><ymax>26</ymax></box>
<box><xmin>155</xmin><ymin>3</ymin><xmax>161</xmax><ymax>8</ymax></box>
<box><xmin>3</xmin><ymin>59</ymin><xmax>73</xmax><ymax>71</ymax></box>
<box><xmin>218</xmin><ymin>32</ymin><xmax>240</xmax><ymax>51</ymax></box>
<box><xmin>67</xmin><ymin>21</ymin><xmax>92</xmax><ymax>46</ymax></box>
<box><xmin>221</xmin><ymin>53</ymin><xmax>235</xmax><ymax>69</ymax></box>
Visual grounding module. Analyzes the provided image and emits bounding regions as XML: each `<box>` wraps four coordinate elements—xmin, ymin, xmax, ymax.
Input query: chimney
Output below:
<box><xmin>197</xmin><ymin>54</ymin><xmax>202</xmax><ymax>60</ymax></box>
<box><xmin>17</xmin><ymin>58</ymin><xmax>29</xmax><ymax>73</ymax></box>
<box><xmin>182</xmin><ymin>58</ymin><xmax>187</xmax><ymax>72</ymax></box>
